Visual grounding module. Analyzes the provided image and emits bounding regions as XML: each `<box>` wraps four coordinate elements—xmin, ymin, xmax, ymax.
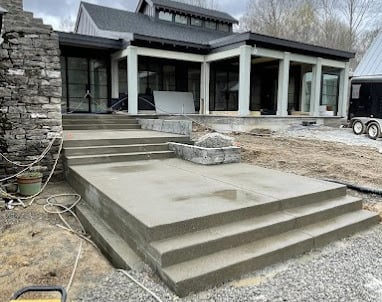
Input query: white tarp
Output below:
<box><xmin>153</xmin><ymin>91</ymin><xmax>196</xmax><ymax>114</ymax></box>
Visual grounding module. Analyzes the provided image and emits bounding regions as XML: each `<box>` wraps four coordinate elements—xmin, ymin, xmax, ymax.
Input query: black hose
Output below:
<box><xmin>323</xmin><ymin>178</ymin><xmax>382</xmax><ymax>196</ymax></box>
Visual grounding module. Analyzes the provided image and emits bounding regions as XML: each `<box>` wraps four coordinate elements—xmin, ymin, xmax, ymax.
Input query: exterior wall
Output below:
<box><xmin>0</xmin><ymin>0</ymin><xmax>63</xmax><ymax>179</ymax></box>
<box><xmin>76</xmin><ymin>7</ymin><xmax>98</xmax><ymax>36</ymax></box>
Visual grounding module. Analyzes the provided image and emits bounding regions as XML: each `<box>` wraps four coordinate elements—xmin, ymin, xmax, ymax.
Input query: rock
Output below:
<box><xmin>195</xmin><ymin>133</ymin><xmax>234</xmax><ymax>148</ymax></box>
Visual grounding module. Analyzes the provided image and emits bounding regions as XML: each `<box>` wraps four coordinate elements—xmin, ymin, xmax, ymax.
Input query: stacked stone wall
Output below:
<box><xmin>0</xmin><ymin>0</ymin><xmax>63</xmax><ymax>179</ymax></box>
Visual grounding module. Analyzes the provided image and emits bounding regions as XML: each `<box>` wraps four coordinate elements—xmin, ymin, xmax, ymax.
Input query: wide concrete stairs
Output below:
<box><xmin>62</xmin><ymin>115</ymin><xmax>188</xmax><ymax>165</ymax></box>
<box><xmin>63</xmin><ymin>115</ymin><xmax>379</xmax><ymax>297</ymax></box>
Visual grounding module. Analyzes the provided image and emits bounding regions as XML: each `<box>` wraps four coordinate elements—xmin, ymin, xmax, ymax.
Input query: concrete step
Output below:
<box><xmin>65</xmin><ymin>151</ymin><xmax>175</xmax><ymax>165</ymax></box>
<box><xmin>161</xmin><ymin>210</ymin><xmax>379</xmax><ymax>296</ymax></box>
<box><xmin>63</xmin><ymin>119</ymin><xmax>139</xmax><ymax>125</ymax></box>
<box><xmin>67</xmin><ymin>164</ymin><xmax>347</xmax><ymax>244</ymax></box>
<box><xmin>63</xmin><ymin>124</ymin><xmax>141</xmax><ymax>130</ymax></box>
<box><xmin>62</xmin><ymin>114</ymin><xmax>137</xmax><ymax>120</ymax></box>
<box><xmin>76</xmin><ymin>201</ymin><xmax>142</xmax><ymax>270</ymax></box>
<box><xmin>63</xmin><ymin>136</ymin><xmax>191</xmax><ymax>148</ymax></box>
<box><xmin>149</xmin><ymin>196</ymin><xmax>362</xmax><ymax>267</ymax></box>
<box><xmin>64</xmin><ymin>143</ymin><xmax>170</xmax><ymax>156</ymax></box>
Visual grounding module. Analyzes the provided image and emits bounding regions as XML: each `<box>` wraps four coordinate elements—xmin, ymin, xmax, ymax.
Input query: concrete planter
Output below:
<box><xmin>169</xmin><ymin>142</ymin><xmax>240</xmax><ymax>165</ymax></box>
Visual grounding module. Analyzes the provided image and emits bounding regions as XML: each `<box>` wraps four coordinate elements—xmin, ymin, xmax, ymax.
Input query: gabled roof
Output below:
<box><xmin>81</xmin><ymin>2</ymin><xmax>233</xmax><ymax>45</ymax></box>
<box><xmin>136</xmin><ymin>0</ymin><xmax>238</xmax><ymax>24</ymax></box>
<box><xmin>354</xmin><ymin>31</ymin><xmax>382</xmax><ymax>77</ymax></box>
<box><xmin>0</xmin><ymin>6</ymin><xmax>7</xmax><ymax>14</ymax></box>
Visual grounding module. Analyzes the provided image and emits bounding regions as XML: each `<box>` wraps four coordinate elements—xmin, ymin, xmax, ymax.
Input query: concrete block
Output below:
<box><xmin>169</xmin><ymin>142</ymin><xmax>240</xmax><ymax>165</ymax></box>
<box><xmin>138</xmin><ymin>119</ymin><xmax>192</xmax><ymax>136</ymax></box>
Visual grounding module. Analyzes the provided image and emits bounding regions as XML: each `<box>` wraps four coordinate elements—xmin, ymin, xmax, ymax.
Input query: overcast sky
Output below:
<box><xmin>23</xmin><ymin>0</ymin><xmax>247</xmax><ymax>31</ymax></box>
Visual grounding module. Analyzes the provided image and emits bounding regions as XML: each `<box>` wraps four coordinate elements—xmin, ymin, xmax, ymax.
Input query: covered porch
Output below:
<box><xmin>58</xmin><ymin>32</ymin><xmax>353</xmax><ymax>118</ymax></box>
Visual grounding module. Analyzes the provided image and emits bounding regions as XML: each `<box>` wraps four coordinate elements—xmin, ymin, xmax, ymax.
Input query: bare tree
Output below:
<box><xmin>339</xmin><ymin>0</ymin><xmax>376</xmax><ymax>49</ymax></box>
<box><xmin>59</xmin><ymin>16</ymin><xmax>75</xmax><ymax>32</ymax></box>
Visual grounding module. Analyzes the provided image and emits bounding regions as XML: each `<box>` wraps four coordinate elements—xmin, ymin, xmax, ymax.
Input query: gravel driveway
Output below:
<box><xmin>276</xmin><ymin>125</ymin><xmax>382</xmax><ymax>150</ymax></box>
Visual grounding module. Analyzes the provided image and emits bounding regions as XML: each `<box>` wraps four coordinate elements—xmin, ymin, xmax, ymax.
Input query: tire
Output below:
<box><xmin>367</xmin><ymin>122</ymin><xmax>381</xmax><ymax>140</ymax></box>
<box><xmin>352</xmin><ymin>120</ymin><xmax>365</xmax><ymax>135</ymax></box>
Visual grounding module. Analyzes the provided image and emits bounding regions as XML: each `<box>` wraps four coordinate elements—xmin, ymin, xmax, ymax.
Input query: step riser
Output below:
<box><xmin>65</xmin><ymin>152</ymin><xmax>175</xmax><ymax>165</ymax></box>
<box><xmin>64</xmin><ymin>137</ymin><xmax>191</xmax><ymax>148</ymax></box>
<box><xmin>153</xmin><ymin>199</ymin><xmax>362</xmax><ymax>267</ymax></box>
<box><xmin>63</xmin><ymin>120</ymin><xmax>139</xmax><ymax>125</ymax></box>
<box><xmin>76</xmin><ymin>203</ymin><xmax>139</xmax><ymax>270</ymax></box>
<box><xmin>64</xmin><ymin>144</ymin><xmax>169</xmax><ymax>156</ymax></box>
<box><xmin>164</xmin><ymin>214</ymin><xmax>378</xmax><ymax>297</ymax></box>
<box><xmin>63</xmin><ymin>125</ymin><xmax>141</xmax><ymax>130</ymax></box>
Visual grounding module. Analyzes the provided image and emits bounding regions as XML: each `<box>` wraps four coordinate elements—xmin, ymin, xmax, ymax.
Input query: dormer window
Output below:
<box><xmin>159</xmin><ymin>11</ymin><xmax>173</xmax><ymax>22</ymax></box>
<box><xmin>205</xmin><ymin>20</ymin><xmax>216</xmax><ymax>30</ymax></box>
<box><xmin>175</xmin><ymin>14</ymin><xmax>188</xmax><ymax>25</ymax></box>
<box><xmin>218</xmin><ymin>23</ymin><xmax>230</xmax><ymax>32</ymax></box>
<box><xmin>191</xmin><ymin>17</ymin><xmax>202</xmax><ymax>27</ymax></box>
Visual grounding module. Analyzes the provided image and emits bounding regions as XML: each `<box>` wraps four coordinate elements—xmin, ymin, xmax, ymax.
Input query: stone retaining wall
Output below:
<box><xmin>0</xmin><ymin>0</ymin><xmax>63</xmax><ymax>179</ymax></box>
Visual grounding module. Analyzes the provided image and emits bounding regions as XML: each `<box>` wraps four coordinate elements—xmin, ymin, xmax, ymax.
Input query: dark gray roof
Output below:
<box><xmin>146</xmin><ymin>0</ymin><xmax>238</xmax><ymax>24</ymax></box>
<box><xmin>82</xmin><ymin>2</ymin><xmax>233</xmax><ymax>46</ymax></box>
<box><xmin>58</xmin><ymin>31</ymin><xmax>124</xmax><ymax>51</ymax></box>
<box><xmin>210</xmin><ymin>32</ymin><xmax>355</xmax><ymax>60</ymax></box>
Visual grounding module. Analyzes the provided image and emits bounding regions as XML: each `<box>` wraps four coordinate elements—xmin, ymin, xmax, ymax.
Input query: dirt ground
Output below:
<box><xmin>2</xmin><ymin>128</ymin><xmax>382</xmax><ymax>301</ymax></box>
<box><xmin>0</xmin><ymin>182</ymin><xmax>113</xmax><ymax>301</ymax></box>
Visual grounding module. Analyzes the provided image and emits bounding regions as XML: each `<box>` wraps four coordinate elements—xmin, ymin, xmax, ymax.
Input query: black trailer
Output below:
<box><xmin>348</xmin><ymin>77</ymin><xmax>382</xmax><ymax>139</ymax></box>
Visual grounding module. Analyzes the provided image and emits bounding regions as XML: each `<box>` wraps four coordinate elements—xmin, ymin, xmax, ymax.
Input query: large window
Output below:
<box><xmin>321</xmin><ymin>73</ymin><xmax>339</xmax><ymax>115</ymax></box>
<box><xmin>158</xmin><ymin>11</ymin><xmax>173</xmax><ymax>22</ymax></box>
<box><xmin>210</xmin><ymin>59</ymin><xmax>239</xmax><ymax>111</ymax></box>
<box><xmin>61</xmin><ymin>56</ymin><xmax>109</xmax><ymax>113</ymax></box>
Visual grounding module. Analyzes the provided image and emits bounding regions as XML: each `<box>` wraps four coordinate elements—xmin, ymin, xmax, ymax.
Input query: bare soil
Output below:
<box><xmin>2</xmin><ymin>129</ymin><xmax>382</xmax><ymax>301</ymax></box>
<box><xmin>0</xmin><ymin>182</ymin><xmax>113</xmax><ymax>301</ymax></box>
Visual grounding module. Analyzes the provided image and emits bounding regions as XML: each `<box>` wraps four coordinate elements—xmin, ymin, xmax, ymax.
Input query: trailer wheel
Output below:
<box><xmin>352</xmin><ymin>120</ymin><xmax>365</xmax><ymax>135</ymax></box>
<box><xmin>367</xmin><ymin>122</ymin><xmax>381</xmax><ymax>140</ymax></box>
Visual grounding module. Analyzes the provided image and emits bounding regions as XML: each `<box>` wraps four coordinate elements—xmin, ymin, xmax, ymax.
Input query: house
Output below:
<box><xmin>58</xmin><ymin>0</ymin><xmax>354</xmax><ymax>120</ymax></box>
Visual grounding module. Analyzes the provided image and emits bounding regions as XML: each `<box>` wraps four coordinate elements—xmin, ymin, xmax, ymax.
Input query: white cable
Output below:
<box><xmin>66</xmin><ymin>240</ymin><xmax>83</xmax><ymax>293</ymax></box>
<box><xmin>118</xmin><ymin>269</ymin><xmax>164</xmax><ymax>302</ymax></box>
<box><xmin>0</xmin><ymin>133</ymin><xmax>61</xmax><ymax>182</ymax></box>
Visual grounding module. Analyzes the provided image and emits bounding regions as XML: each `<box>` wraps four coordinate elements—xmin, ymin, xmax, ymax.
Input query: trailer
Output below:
<box><xmin>348</xmin><ymin>77</ymin><xmax>382</xmax><ymax>139</ymax></box>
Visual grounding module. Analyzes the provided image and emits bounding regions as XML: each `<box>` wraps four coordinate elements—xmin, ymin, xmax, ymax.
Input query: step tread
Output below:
<box><xmin>77</xmin><ymin>202</ymin><xmax>143</xmax><ymax>269</ymax></box>
<box><xmin>66</xmin><ymin>150</ymin><xmax>174</xmax><ymax>159</ymax></box>
<box><xmin>64</xmin><ymin>143</ymin><xmax>169</xmax><ymax>150</ymax></box>
<box><xmin>151</xmin><ymin>195</ymin><xmax>361</xmax><ymax>254</ymax></box>
<box><xmin>162</xmin><ymin>210</ymin><xmax>377</xmax><ymax>283</ymax></box>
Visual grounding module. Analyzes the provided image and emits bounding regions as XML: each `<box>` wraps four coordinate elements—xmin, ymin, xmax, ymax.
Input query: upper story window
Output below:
<box><xmin>158</xmin><ymin>11</ymin><xmax>173</xmax><ymax>22</ymax></box>
<box><xmin>205</xmin><ymin>20</ymin><xmax>217</xmax><ymax>30</ymax></box>
<box><xmin>175</xmin><ymin>14</ymin><xmax>188</xmax><ymax>25</ymax></box>
<box><xmin>218</xmin><ymin>23</ymin><xmax>230</xmax><ymax>32</ymax></box>
<box><xmin>191</xmin><ymin>17</ymin><xmax>203</xmax><ymax>27</ymax></box>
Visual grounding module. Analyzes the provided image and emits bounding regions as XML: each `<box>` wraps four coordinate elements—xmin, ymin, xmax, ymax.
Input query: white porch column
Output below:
<box><xmin>111</xmin><ymin>59</ymin><xmax>119</xmax><ymax>99</ymax></box>
<box><xmin>127</xmin><ymin>46</ymin><xmax>138</xmax><ymax>115</ymax></box>
<box><xmin>200</xmin><ymin>61</ymin><xmax>210</xmax><ymax>115</ymax></box>
<box><xmin>310</xmin><ymin>58</ymin><xmax>322</xmax><ymax>116</ymax></box>
<box><xmin>238</xmin><ymin>45</ymin><xmax>252</xmax><ymax>116</ymax></box>
<box><xmin>338</xmin><ymin>62</ymin><xmax>350</xmax><ymax>117</ymax></box>
<box><xmin>276</xmin><ymin>52</ymin><xmax>290</xmax><ymax>116</ymax></box>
